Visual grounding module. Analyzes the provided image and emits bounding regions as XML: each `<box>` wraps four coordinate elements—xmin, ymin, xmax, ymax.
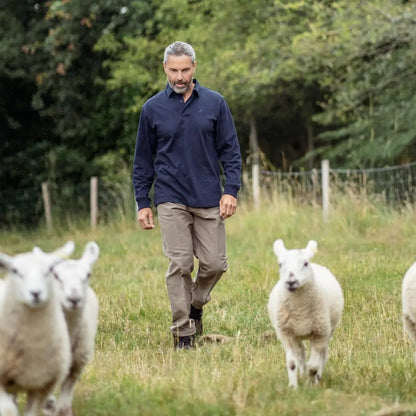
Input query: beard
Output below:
<box><xmin>169</xmin><ymin>80</ymin><xmax>191</xmax><ymax>94</ymax></box>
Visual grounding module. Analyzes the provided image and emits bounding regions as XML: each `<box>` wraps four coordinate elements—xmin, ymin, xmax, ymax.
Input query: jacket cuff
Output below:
<box><xmin>223</xmin><ymin>184</ymin><xmax>240</xmax><ymax>199</ymax></box>
<box><xmin>136</xmin><ymin>197</ymin><xmax>151</xmax><ymax>210</ymax></box>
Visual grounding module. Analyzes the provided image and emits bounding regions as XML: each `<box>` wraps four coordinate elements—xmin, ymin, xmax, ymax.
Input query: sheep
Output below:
<box><xmin>267</xmin><ymin>239</ymin><xmax>344</xmax><ymax>388</ymax></box>
<box><xmin>402</xmin><ymin>260</ymin><xmax>416</xmax><ymax>365</ymax></box>
<box><xmin>0</xmin><ymin>242</ymin><xmax>74</xmax><ymax>416</ymax></box>
<box><xmin>0</xmin><ymin>388</ymin><xmax>17</xmax><ymax>416</ymax></box>
<box><xmin>43</xmin><ymin>241</ymin><xmax>100</xmax><ymax>416</ymax></box>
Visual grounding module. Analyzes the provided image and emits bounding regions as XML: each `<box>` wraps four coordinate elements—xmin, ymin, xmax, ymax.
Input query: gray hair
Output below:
<box><xmin>163</xmin><ymin>41</ymin><xmax>196</xmax><ymax>63</ymax></box>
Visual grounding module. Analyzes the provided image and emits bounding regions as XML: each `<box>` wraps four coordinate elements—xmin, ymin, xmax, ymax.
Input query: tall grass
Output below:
<box><xmin>0</xmin><ymin>192</ymin><xmax>415</xmax><ymax>416</ymax></box>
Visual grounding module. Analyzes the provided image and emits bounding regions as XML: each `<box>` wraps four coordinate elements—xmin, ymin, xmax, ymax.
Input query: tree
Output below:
<box><xmin>290</xmin><ymin>0</ymin><xmax>416</xmax><ymax>167</ymax></box>
<box><xmin>0</xmin><ymin>0</ymin><xmax>153</xmax><ymax>226</ymax></box>
<box><xmin>0</xmin><ymin>1</ymin><xmax>54</xmax><ymax>226</ymax></box>
<box><xmin>2</xmin><ymin>0</ymin><xmax>415</xmax><ymax>228</ymax></box>
<box><xmin>102</xmin><ymin>0</ymin><xmax>329</xmax><ymax>171</ymax></box>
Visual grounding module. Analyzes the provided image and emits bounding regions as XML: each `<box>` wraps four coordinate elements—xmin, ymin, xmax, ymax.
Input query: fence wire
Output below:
<box><xmin>0</xmin><ymin>178</ymin><xmax>134</xmax><ymax>229</ymax></box>
<box><xmin>1</xmin><ymin>162</ymin><xmax>415</xmax><ymax>229</ymax></box>
<box><xmin>260</xmin><ymin>161</ymin><xmax>416</xmax><ymax>206</ymax></box>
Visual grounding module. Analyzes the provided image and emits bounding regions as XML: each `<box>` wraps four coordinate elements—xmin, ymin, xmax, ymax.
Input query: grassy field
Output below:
<box><xmin>1</xmin><ymin>194</ymin><xmax>415</xmax><ymax>416</ymax></box>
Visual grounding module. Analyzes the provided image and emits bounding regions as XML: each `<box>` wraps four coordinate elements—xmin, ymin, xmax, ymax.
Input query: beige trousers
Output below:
<box><xmin>157</xmin><ymin>202</ymin><xmax>228</xmax><ymax>337</ymax></box>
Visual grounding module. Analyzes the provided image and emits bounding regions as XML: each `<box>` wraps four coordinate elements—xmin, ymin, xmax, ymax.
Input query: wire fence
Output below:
<box><xmin>1</xmin><ymin>161</ymin><xmax>415</xmax><ymax>229</ymax></box>
<box><xmin>0</xmin><ymin>178</ymin><xmax>135</xmax><ymax>229</ymax></box>
<box><xmin>259</xmin><ymin>161</ymin><xmax>416</xmax><ymax>207</ymax></box>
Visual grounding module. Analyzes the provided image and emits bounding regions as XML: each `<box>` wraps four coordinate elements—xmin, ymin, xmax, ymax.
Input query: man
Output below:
<box><xmin>133</xmin><ymin>41</ymin><xmax>242</xmax><ymax>350</ymax></box>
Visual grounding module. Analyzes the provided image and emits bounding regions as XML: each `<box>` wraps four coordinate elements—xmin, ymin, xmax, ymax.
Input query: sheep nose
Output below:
<box><xmin>30</xmin><ymin>291</ymin><xmax>41</xmax><ymax>302</ymax></box>
<box><xmin>286</xmin><ymin>273</ymin><xmax>298</xmax><ymax>291</ymax></box>
<box><xmin>68</xmin><ymin>297</ymin><xmax>81</xmax><ymax>307</ymax></box>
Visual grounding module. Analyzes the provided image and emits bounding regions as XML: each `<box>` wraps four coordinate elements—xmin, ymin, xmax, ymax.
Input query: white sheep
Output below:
<box><xmin>402</xmin><ymin>260</ymin><xmax>416</xmax><ymax>365</ymax></box>
<box><xmin>267</xmin><ymin>239</ymin><xmax>344</xmax><ymax>388</ymax></box>
<box><xmin>0</xmin><ymin>242</ymin><xmax>74</xmax><ymax>416</ymax></box>
<box><xmin>44</xmin><ymin>241</ymin><xmax>100</xmax><ymax>416</ymax></box>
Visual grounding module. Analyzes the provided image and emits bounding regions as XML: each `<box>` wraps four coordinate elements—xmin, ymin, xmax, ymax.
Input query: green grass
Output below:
<box><xmin>1</xmin><ymin>195</ymin><xmax>415</xmax><ymax>416</ymax></box>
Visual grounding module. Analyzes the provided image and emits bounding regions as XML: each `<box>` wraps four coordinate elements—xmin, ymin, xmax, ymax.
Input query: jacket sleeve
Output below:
<box><xmin>132</xmin><ymin>105</ymin><xmax>156</xmax><ymax>209</ymax></box>
<box><xmin>216</xmin><ymin>98</ymin><xmax>242</xmax><ymax>198</ymax></box>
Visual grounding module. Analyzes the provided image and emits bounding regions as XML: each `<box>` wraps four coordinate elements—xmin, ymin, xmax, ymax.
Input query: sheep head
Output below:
<box><xmin>53</xmin><ymin>241</ymin><xmax>100</xmax><ymax>311</ymax></box>
<box><xmin>273</xmin><ymin>239</ymin><xmax>317</xmax><ymax>293</ymax></box>
<box><xmin>0</xmin><ymin>241</ymin><xmax>75</xmax><ymax>308</ymax></box>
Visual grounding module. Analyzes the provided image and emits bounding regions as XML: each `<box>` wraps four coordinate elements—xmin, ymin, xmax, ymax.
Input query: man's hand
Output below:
<box><xmin>137</xmin><ymin>207</ymin><xmax>155</xmax><ymax>230</ymax></box>
<box><xmin>219</xmin><ymin>194</ymin><xmax>237</xmax><ymax>219</ymax></box>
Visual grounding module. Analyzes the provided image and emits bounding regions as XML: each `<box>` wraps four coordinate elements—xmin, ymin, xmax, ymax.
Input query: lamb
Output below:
<box><xmin>267</xmin><ymin>239</ymin><xmax>344</xmax><ymax>388</ymax></box>
<box><xmin>0</xmin><ymin>242</ymin><xmax>74</xmax><ymax>416</ymax></box>
<box><xmin>44</xmin><ymin>241</ymin><xmax>100</xmax><ymax>416</ymax></box>
<box><xmin>402</xmin><ymin>260</ymin><xmax>416</xmax><ymax>365</ymax></box>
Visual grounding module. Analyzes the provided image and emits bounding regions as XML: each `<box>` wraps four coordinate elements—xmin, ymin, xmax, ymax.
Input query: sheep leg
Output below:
<box><xmin>43</xmin><ymin>394</ymin><xmax>57</xmax><ymax>416</ymax></box>
<box><xmin>308</xmin><ymin>338</ymin><xmax>328</xmax><ymax>385</ymax></box>
<box><xmin>297</xmin><ymin>341</ymin><xmax>307</xmax><ymax>377</ymax></box>
<box><xmin>24</xmin><ymin>391</ymin><xmax>50</xmax><ymax>416</ymax></box>
<box><xmin>280</xmin><ymin>337</ymin><xmax>305</xmax><ymax>389</ymax></box>
<box><xmin>0</xmin><ymin>387</ymin><xmax>18</xmax><ymax>416</ymax></box>
<box><xmin>56</xmin><ymin>364</ymin><xmax>84</xmax><ymax>416</ymax></box>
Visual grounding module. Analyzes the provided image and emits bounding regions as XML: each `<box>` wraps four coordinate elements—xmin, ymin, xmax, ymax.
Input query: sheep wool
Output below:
<box><xmin>268</xmin><ymin>239</ymin><xmax>344</xmax><ymax>388</ymax></box>
<box><xmin>0</xmin><ymin>242</ymin><xmax>74</xmax><ymax>416</ymax></box>
<box><xmin>44</xmin><ymin>241</ymin><xmax>100</xmax><ymax>416</ymax></box>
<box><xmin>402</xmin><ymin>260</ymin><xmax>416</xmax><ymax>365</ymax></box>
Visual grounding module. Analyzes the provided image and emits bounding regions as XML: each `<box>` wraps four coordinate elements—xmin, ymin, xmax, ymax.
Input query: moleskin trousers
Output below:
<box><xmin>157</xmin><ymin>202</ymin><xmax>228</xmax><ymax>337</ymax></box>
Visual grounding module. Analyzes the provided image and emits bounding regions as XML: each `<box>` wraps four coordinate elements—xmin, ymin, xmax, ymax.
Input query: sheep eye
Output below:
<box><xmin>12</xmin><ymin>267</ymin><xmax>22</xmax><ymax>277</ymax></box>
<box><xmin>303</xmin><ymin>261</ymin><xmax>309</xmax><ymax>268</ymax></box>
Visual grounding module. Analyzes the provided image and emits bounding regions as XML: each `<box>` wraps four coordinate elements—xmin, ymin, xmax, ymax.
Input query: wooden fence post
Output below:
<box><xmin>249</xmin><ymin>117</ymin><xmax>260</xmax><ymax>210</ymax></box>
<box><xmin>311</xmin><ymin>168</ymin><xmax>318</xmax><ymax>205</ymax></box>
<box><xmin>321</xmin><ymin>159</ymin><xmax>330</xmax><ymax>222</ymax></box>
<box><xmin>252</xmin><ymin>163</ymin><xmax>260</xmax><ymax>210</ymax></box>
<box><xmin>90</xmin><ymin>176</ymin><xmax>98</xmax><ymax>230</ymax></box>
<box><xmin>41</xmin><ymin>181</ymin><xmax>53</xmax><ymax>232</ymax></box>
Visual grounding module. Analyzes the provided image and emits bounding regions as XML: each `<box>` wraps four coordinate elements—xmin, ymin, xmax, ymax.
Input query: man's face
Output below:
<box><xmin>163</xmin><ymin>54</ymin><xmax>196</xmax><ymax>94</ymax></box>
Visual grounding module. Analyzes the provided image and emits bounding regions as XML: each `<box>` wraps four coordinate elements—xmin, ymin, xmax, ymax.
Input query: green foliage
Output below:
<box><xmin>1</xmin><ymin>0</ymin><xmax>416</xmax><ymax>228</ymax></box>
<box><xmin>292</xmin><ymin>0</ymin><xmax>416</xmax><ymax>167</ymax></box>
<box><xmin>0</xmin><ymin>0</ymin><xmax>141</xmax><ymax>226</ymax></box>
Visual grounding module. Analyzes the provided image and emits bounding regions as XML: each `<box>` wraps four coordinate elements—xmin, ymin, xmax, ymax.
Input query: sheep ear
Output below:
<box><xmin>33</xmin><ymin>247</ymin><xmax>43</xmax><ymax>254</ymax></box>
<box><xmin>82</xmin><ymin>241</ymin><xmax>100</xmax><ymax>266</ymax></box>
<box><xmin>305</xmin><ymin>240</ymin><xmax>318</xmax><ymax>258</ymax></box>
<box><xmin>273</xmin><ymin>239</ymin><xmax>286</xmax><ymax>259</ymax></box>
<box><xmin>53</xmin><ymin>241</ymin><xmax>75</xmax><ymax>259</ymax></box>
<box><xmin>0</xmin><ymin>252</ymin><xmax>13</xmax><ymax>271</ymax></box>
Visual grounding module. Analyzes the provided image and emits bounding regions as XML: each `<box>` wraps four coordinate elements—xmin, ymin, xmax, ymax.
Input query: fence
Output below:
<box><xmin>0</xmin><ymin>175</ymin><xmax>134</xmax><ymax>230</ymax></box>
<box><xmin>1</xmin><ymin>161</ymin><xmax>415</xmax><ymax>230</ymax></box>
<box><xmin>257</xmin><ymin>160</ymin><xmax>416</xmax><ymax>219</ymax></box>
<box><xmin>40</xmin><ymin>177</ymin><xmax>98</xmax><ymax>232</ymax></box>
